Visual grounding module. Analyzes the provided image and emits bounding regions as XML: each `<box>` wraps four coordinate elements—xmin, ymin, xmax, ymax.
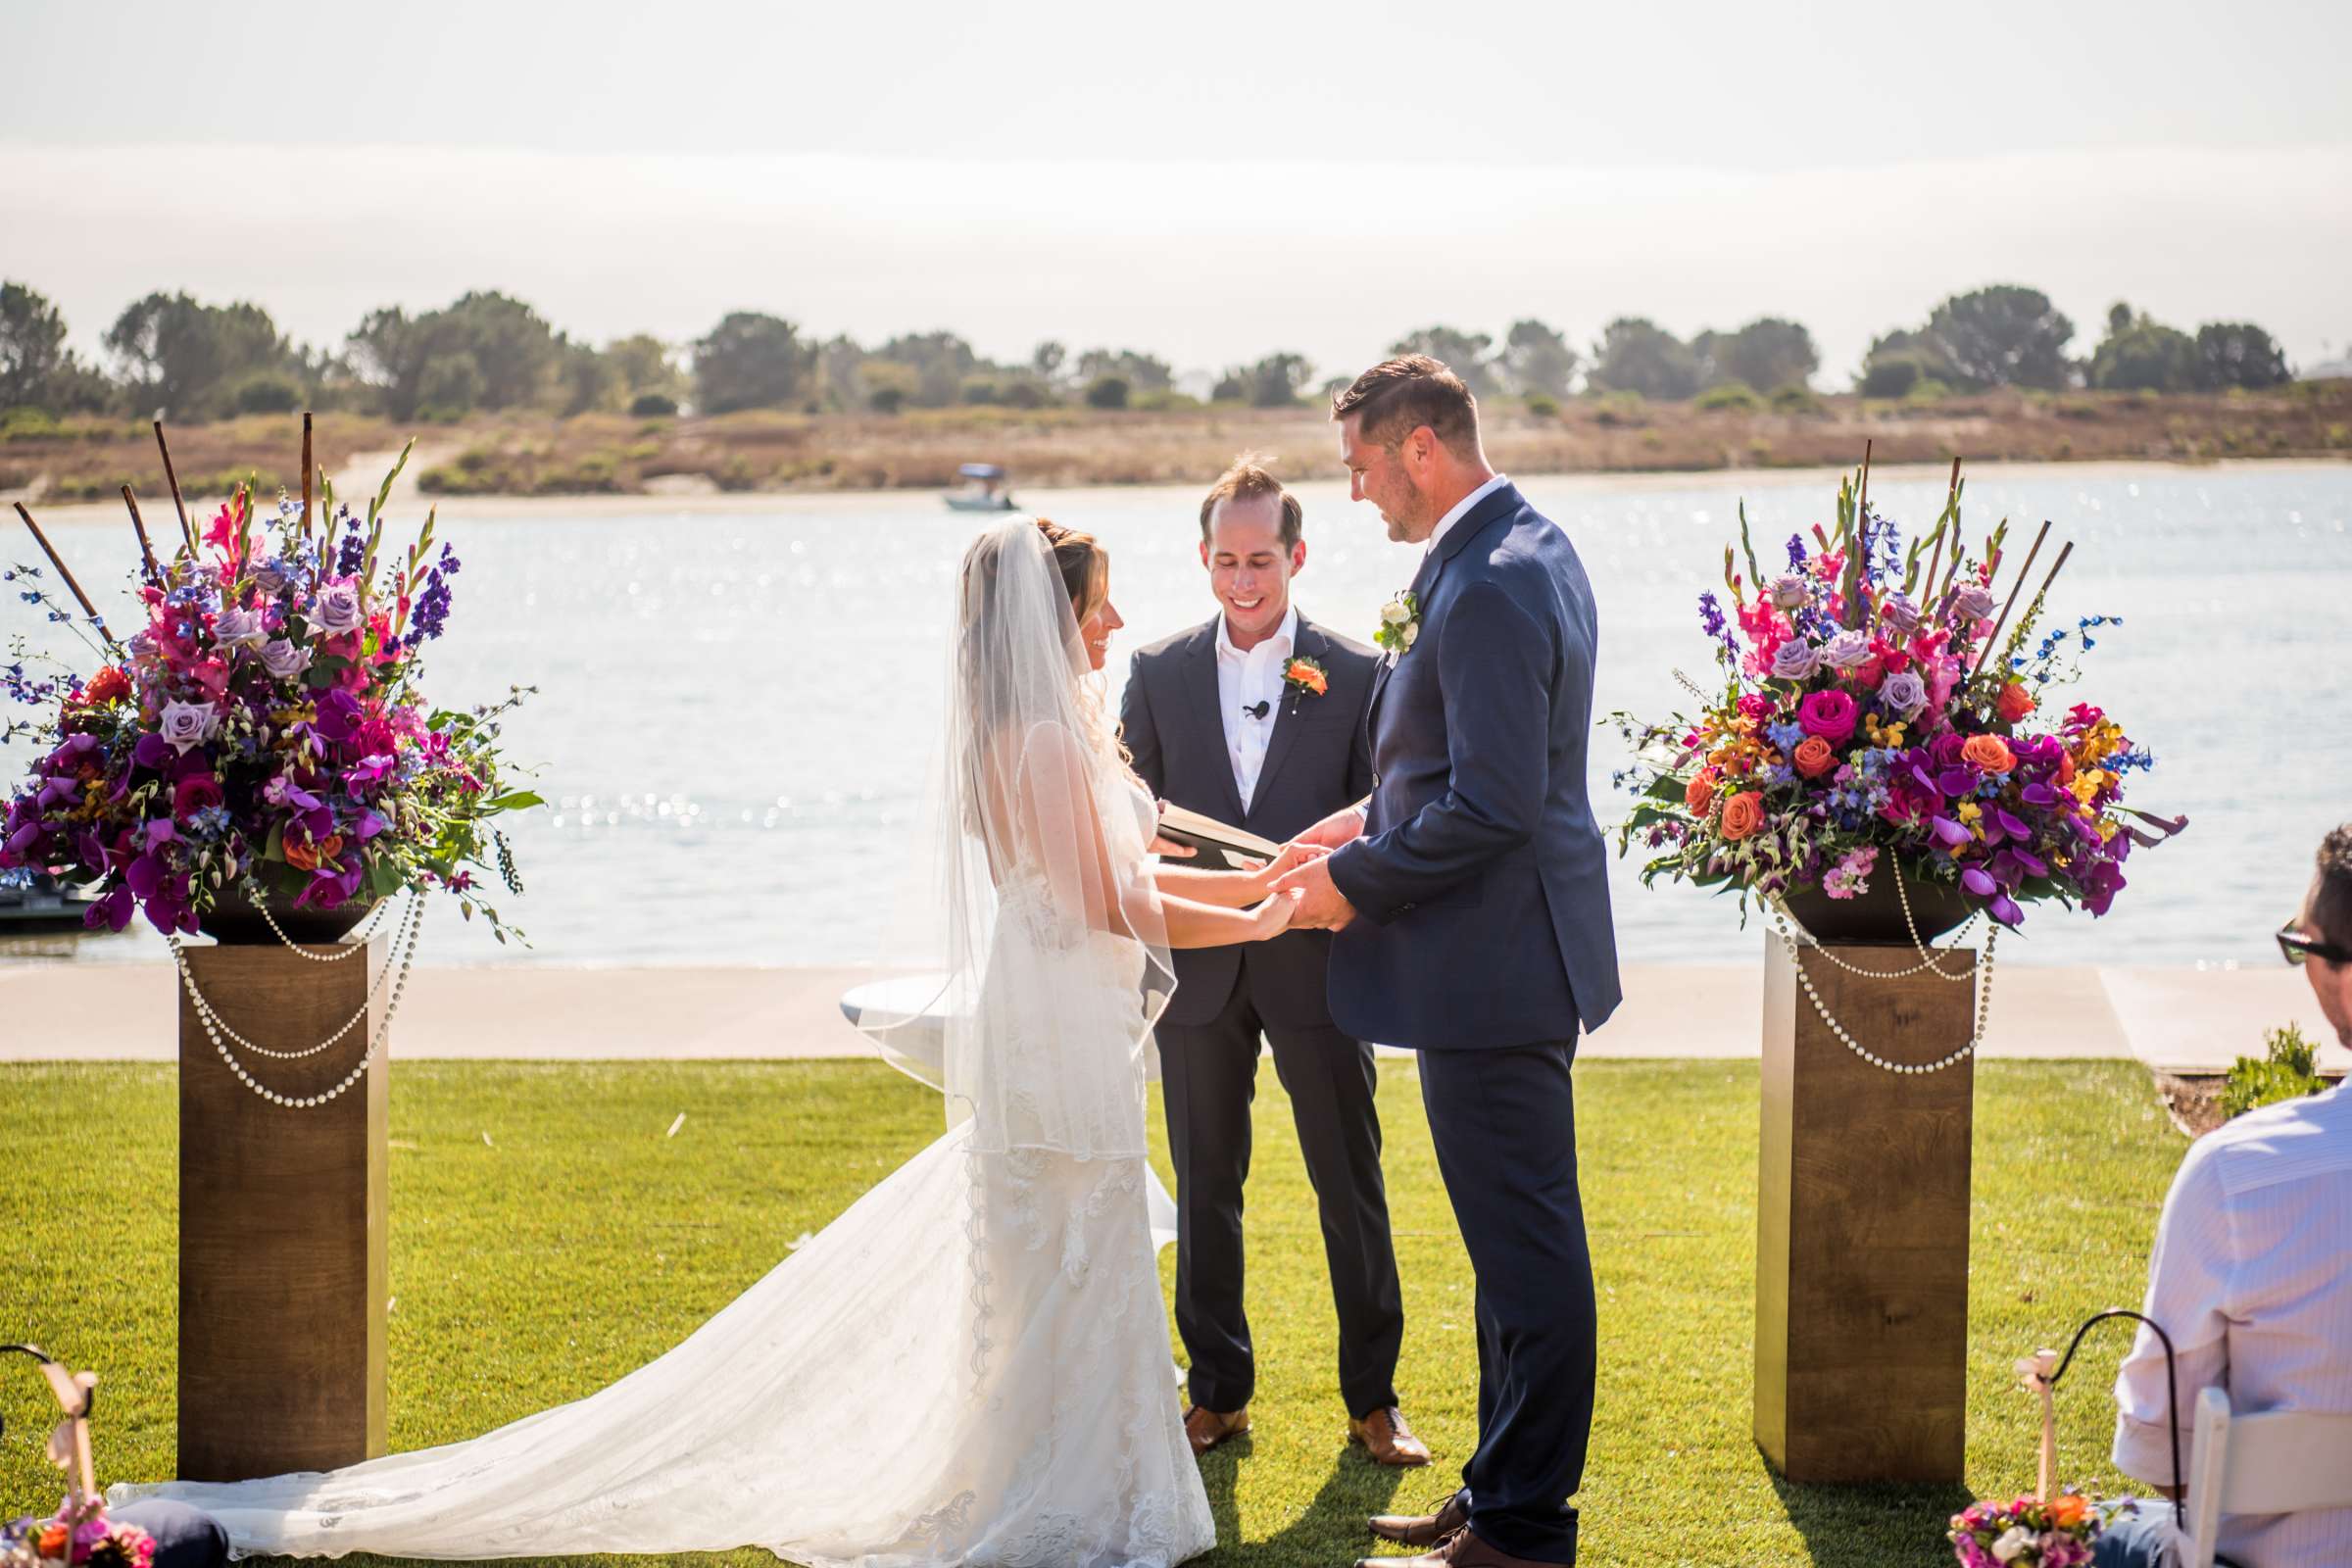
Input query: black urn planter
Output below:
<box><xmin>197</xmin><ymin>881</ymin><xmax>379</xmax><ymax>945</ymax></box>
<box><xmin>1781</xmin><ymin>866</ymin><xmax>1975</xmax><ymax>945</ymax></box>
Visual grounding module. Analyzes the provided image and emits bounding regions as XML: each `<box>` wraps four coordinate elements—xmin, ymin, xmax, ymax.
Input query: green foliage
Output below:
<box><xmin>1388</xmin><ymin>325</ymin><xmax>1499</xmax><ymax>399</ymax></box>
<box><xmin>628</xmin><ymin>391</ymin><xmax>678</xmax><ymax>417</ymax></box>
<box><xmin>1588</xmin><ymin>318</ymin><xmax>1701</xmax><ymax>400</ymax></box>
<box><xmin>1212</xmin><ymin>352</ymin><xmax>1314</xmax><ymax>408</ymax></box>
<box><xmin>229</xmin><ymin>371</ymin><xmax>304</xmax><ymax>416</ymax></box>
<box><xmin>1084</xmin><ymin>374</ymin><xmax>1130</xmax><ymax>410</ymax></box>
<box><xmin>2222</xmin><ymin>1022</ymin><xmax>2330</xmax><ymax>1118</ymax></box>
<box><xmin>103</xmin><ymin>291</ymin><xmax>294</xmax><ymax>419</ymax></box>
<box><xmin>349</xmin><ymin>291</ymin><xmax>564</xmax><ymax>419</ymax></box>
<box><xmin>2195</xmin><ymin>322</ymin><xmax>2291</xmax><ymax>390</ymax></box>
<box><xmin>692</xmin><ymin>312</ymin><xmax>814</xmax><ymax>414</ymax></box>
<box><xmin>1694</xmin><ymin>379</ymin><xmax>1763</xmax><ymax>413</ymax></box>
<box><xmin>2089</xmin><ymin>304</ymin><xmax>2198</xmax><ymax>393</ymax></box>
<box><xmin>1498</xmin><ymin>318</ymin><xmax>1579</xmax><ymax>401</ymax></box>
<box><xmin>1860</xmin><ymin>356</ymin><xmax>1921</xmax><ymax>399</ymax></box>
<box><xmin>871</xmin><ymin>330</ymin><xmax>982</xmax><ymax>408</ymax></box>
<box><xmin>1523</xmin><ymin>391</ymin><xmax>1561</xmax><ymax>417</ymax></box>
<box><xmin>1923</xmin><ymin>284</ymin><xmax>2076</xmax><ymax>390</ymax></box>
<box><xmin>1074</xmin><ymin>347</ymin><xmax>1172</xmax><ymax>394</ymax></box>
<box><xmin>1589</xmin><ymin>387</ymin><xmax>1650</xmax><ymax>425</ymax></box>
<box><xmin>1694</xmin><ymin>318</ymin><xmax>1818</xmax><ymax>397</ymax></box>
<box><xmin>1768</xmin><ymin>381</ymin><xmax>1824</xmax><ymax>414</ymax></box>
<box><xmin>0</xmin><ymin>280</ymin><xmax>71</xmax><ymax>408</ymax></box>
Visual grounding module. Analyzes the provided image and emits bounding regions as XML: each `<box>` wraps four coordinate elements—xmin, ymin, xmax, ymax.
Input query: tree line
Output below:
<box><xmin>0</xmin><ymin>279</ymin><xmax>2298</xmax><ymax>426</ymax></box>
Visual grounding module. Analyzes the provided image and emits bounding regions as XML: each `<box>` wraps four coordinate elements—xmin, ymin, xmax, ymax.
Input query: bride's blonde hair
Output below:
<box><xmin>957</xmin><ymin>517</ymin><xmax>1128</xmax><ymax>771</ymax></box>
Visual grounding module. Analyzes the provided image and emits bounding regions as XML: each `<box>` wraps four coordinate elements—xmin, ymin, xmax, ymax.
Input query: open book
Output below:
<box><xmin>1153</xmin><ymin>802</ymin><xmax>1279</xmax><ymax>864</ymax></box>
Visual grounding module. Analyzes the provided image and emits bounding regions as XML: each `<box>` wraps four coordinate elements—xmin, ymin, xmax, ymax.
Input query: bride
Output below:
<box><xmin>112</xmin><ymin>515</ymin><xmax>1309</xmax><ymax>1565</ymax></box>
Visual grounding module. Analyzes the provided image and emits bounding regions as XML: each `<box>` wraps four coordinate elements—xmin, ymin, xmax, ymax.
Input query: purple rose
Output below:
<box><xmin>314</xmin><ymin>580</ymin><xmax>363</xmax><ymax>634</ymax></box>
<box><xmin>1821</xmin><ymin>629</ymin><xmax>1872</xmax><ymax>670</ymax></box>
<box><xmin>1768</xmin><ymin>573</ymin><xmax>1811</xmax><ymax>611</ymax></box>
<box><xmin>252</xmin><ymin>559</ymin><xmax>290</xmax><ymax>594</ymax></box>
<box><xmin>1771</xmin><ymin>640</ymin><xmax>1821</xmax><ymax>681</ymax></box>
<box><xmin>1878</xmin><ymin>669</ymin><xmax>1928</xmax><ymax>719</ymax></box>
<box><xmin>1880</xmin><ymin>592</ymin><xmax>1922</xmax><ymax>633</ymax></box>
<box><xmin>214</xmin><ymin>606</ymin><xmax>266</xmax><ymax>647</ymax></box>
<box><xmin>1796</xmin><ymin>689</ymin><xmax>1857</xmax><ymax>745</ymax></box>
<box><xmin>1952</xmin><ymin>584</ymin><xmax>1996</xmax><ymax>621</ymax></box>
<box><xmin>260</xmin><ymin>637</ymin><xmax>311</xmax><ymax>680</ymax></box>
<box><xmin>158</xmin><ymin>700</ymin><xmax>219</xmax><ymax>755</ymax></box>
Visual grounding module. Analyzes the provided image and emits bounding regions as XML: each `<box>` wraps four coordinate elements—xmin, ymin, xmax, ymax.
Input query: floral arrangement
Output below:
<box><xmin>0</xmin><ymin>1508</ymin><xmax>154</xmax><ymax>1568</ymax></box>
<box><xmin>1373</xmin><ymin>591</ymin><xmax>1419</xmax><ymax>658</ymax></box>
<box><xmin>1947</xmin><ymin>1493</ymin><xmax>2110</xmax><ymax>1567</ymax></box>
<box><xmin>2</xmin><ymin>436</ymin><xmax>539</xmax><ymax>940</ymax></box>
<box><xmin>1613</xmin><ymin>461</ymin><xmax>2182</xmax><ymax>928</ymax></box>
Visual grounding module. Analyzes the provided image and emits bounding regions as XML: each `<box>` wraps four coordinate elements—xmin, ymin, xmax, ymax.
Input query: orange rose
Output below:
<box><xmin>1791</xmin><ymin>735</ymin><xmax>1838</xmax><ymax>779</ymax></box>
<box><xmin>1685</xmin><ymin>772</ymin><xmax>1716</xmax><ymax>813</ymax></box>
<box><xmin>2046</xmin><ymin>1494</ymin><xmax>2089</xmax><ymax>1529</ymax></box>
<box><xmin>283</xmin><ymin>832</ymin><xmax>345</xmax><ymax>872</ymax></box>
<box><xmin>1720</xmin><ymin>791</ymin><xmax>1765</xmax><ymax>842</ymax></box>
<box><xmin>1960</xmin><ymin>734</ymin><xmax>2016</xmax><ymax>773</ymax></box>
<box><xmin>1996</xmin><ymin>680</ymin><xmax>2036</xmax><ymax>723</ymax></box>
<box><xmin>2057</xmin><ymin>750</ymin><xmax>2078</xmax><ymax>785</ymax></box>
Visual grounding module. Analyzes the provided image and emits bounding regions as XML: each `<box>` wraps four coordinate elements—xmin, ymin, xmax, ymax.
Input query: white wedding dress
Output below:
<box><xmin>113</xmin><ymin>520</ymin><xmax>1216</xmax><ymax>1567</ymax></box>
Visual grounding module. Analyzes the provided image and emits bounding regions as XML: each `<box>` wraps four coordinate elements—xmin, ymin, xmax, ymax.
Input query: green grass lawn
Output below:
<box><xmin>0</xmin><ymin>1058</ymin><xmax>2183</xmax><ymax>1567</ymax></box>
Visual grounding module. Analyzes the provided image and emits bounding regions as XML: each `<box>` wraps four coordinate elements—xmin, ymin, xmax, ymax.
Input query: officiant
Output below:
<box><xmin>1120</xmin><ymin>458</ymin><xmax>1424</xmax><ymax>1467</ymax></box>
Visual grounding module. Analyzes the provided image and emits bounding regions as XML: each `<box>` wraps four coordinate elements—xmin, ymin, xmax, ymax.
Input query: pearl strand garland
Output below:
<box><xmin>171</xmin><ymin>896</ymin><xmax>427</xmax><ymax>1109</ymax></box>
<box><xmin>253</xmin><ymin>890</ymin><xmax>393</xmax><ymax>961</ymax></box>
<box><xmin>169</xmin><ymin>892</ymin><xmax>419</xmax><ymax>1060</ymax></box>
<box><xmin>1774</xmin><ymin>872</ymin><xmax>1982</xmax><ymax>982</ymax></box>
<box><xmin>1769</xmin><ymin>910</ymin><xmax>1998</xmax><ymax>1074</ymax></box>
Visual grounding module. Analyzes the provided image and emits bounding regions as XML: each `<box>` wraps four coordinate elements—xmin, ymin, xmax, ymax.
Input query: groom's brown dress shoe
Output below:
<box><xmin>1183</xmin><ymin>1404</ymin><xmax>1250</xmax><ymax>1456</ymax></box>
<box><xmin>1353</xmin><ymin>1525</ymin><xmax>1550</xmax><ymax>1568</ymax></box>
<box><xmin>1348</xmin><ymin>1405</ymin><xmax>1432</xmax><ymax>1467</ymax></box>
<box><xmin>1367</xmin><ymin>1488</ymin><xmax>1468</xmax><ymax>1545</ymax></box>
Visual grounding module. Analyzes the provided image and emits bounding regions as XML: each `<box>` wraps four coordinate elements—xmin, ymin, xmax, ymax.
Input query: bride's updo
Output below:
<box><xmin>1033</xmin><ymin>517</ymin><xmax>1107</xmax><ymax>625</ymax></box>
<box><xmin>956</xmin><ymin>517</ymin><xmax>1123</xmax><ymax>770</ymax></box>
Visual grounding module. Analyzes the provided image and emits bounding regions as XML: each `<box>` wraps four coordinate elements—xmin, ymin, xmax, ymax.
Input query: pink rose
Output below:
<box><xmin>1796</xmin><ymin>689</ymin><xmax>1857</xmax><ymax>746</ymax></box>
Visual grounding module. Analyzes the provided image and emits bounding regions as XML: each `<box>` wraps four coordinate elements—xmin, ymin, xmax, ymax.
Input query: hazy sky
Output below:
<box><xmin>6</xmin><ymin>0</ymin><xmax>2348</xmax><ymax>381</ymax></box>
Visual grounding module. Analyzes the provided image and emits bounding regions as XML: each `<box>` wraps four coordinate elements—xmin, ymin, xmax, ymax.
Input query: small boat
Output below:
<box><xmin>0</xmin><ymin>872</ymin><xmax>101</xmax><ymax>929</ymax></box>
<box><xmin>944</xmin><ymin>463</ymin><xmax>1018</xmax><ymax>513</ymax></box>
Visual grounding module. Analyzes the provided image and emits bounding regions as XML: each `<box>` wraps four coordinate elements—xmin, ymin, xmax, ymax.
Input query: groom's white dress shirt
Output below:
<box><xmin>1213</xmin><ymin>604</ymin><xmax>1298</xmax><ymax>812</ymax></box>
<box><xmin>1422</xmin><ymin>472</ymin><xmax>1511</xmax><ymax>562</ymax></box>
<box><xmin>2110</xmin><ymin>1079</ymin><xmax>2352</xmax><ymax>1566</ymax></box>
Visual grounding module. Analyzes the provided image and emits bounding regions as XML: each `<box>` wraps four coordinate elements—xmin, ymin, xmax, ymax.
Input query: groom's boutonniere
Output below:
<box><xmin>1374</xmin><ymin>592</ymin><xmax>1420</xmax><ymax>661</ymax></box>
<box><xmin>1281</xmin><ymin>656</ymin><xmax>1328</xmax><ymax>714</ymax></box>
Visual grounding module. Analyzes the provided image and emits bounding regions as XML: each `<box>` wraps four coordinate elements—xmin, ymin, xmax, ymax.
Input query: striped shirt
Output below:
<box><xmin>2110</xmin><ymin>1080</ymin><xmax>2352</xmax><ymax>1566</ymax></box>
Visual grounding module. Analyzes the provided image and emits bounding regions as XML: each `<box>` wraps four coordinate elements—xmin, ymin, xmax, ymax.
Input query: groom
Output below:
<box><xmin>1121</xmin><ymin>458</ymin><xmax>1423</xmax><ymax>1467</ymax></box>
<box><xmin>1274</xmin><ymin>357</ymin><xmax>1622</xmax><ymax>1567</ymax></box>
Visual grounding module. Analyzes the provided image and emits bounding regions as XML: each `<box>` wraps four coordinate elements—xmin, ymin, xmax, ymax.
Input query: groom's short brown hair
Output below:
<box><xmin>1198</xmin><ymin>456</ymin><xmax>1303</xmax><ymax>550</ymax></box>
<box><xmin>1331</xmin><ymin>355</ymin><xmax>1480</xmax><ymax>458</ymax></box>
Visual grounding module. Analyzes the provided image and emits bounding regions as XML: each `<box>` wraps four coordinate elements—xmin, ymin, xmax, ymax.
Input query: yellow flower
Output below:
<box><xmin>1957</xmin><ymin>801</ymin><xmax>1982</xmax><ymax>824</ymax></box>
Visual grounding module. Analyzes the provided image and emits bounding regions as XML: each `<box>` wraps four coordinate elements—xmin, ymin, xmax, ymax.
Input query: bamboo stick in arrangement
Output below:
<box><xmin>300</xmin><ymin>412</ymin><xmax>314</xmax><ymax>538</ymax></box>
<box><xmin>153</xmin><ymin>421</ymin><xmax>195</xmax><ymax>554</ymax></box>
<box><xmin>14</xmin><ymin>502</ymin><xmax>118</xmax><ymax>648</ymax></box>
<box><xmin>121</xmin><ymin>485</ymin><xmax>161</xmax><ymax>585</ymax></box>
<box><xmin>1842</xmin><ymin>440</ymin><xmax>1872</xmax><ymax>627</ymax></box>
<box><xmin>1973</xmin><ymin>518</ymin><xmax>2052</xmax><ymax>677</ymax></box>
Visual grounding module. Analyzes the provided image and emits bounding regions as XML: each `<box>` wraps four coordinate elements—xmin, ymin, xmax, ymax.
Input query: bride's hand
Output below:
<box><xmin>1253</xmin><ymin>839</ymin><xmax>1330</xmax><ymax>894</ymax></box>
<box><xmin>1248</xmin><ymin>886</ymin><xmax>1303</xmax><ymax>941</ymax></box>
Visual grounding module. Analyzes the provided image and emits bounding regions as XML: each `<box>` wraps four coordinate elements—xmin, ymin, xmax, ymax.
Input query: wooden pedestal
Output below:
<box><xmin>1755</xmin><ymin>939</ymin><xmax>1976</xmax><ymax>1484</ymax></box>
<box><xmin>177</xmin><ymin>939</ymin><xmax>389</xmax><ymax>1481</ymax></box>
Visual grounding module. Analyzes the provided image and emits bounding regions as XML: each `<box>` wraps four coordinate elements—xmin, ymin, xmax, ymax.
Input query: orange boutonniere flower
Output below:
<box><xmin>1282</xmin><ymin>656</ymin><xmax>1329</xmax><ymax>712</ymax></box>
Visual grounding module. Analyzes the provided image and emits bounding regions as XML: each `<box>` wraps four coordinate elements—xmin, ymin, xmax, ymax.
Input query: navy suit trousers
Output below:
<box><xmin>1419</xmin><ymin>1043</ymin><xmax>1595</xmax><ymax>1564</ymax></box>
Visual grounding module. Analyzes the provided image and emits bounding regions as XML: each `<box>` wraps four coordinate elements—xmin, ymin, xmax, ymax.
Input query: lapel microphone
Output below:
<box><xmin>1242</xmin><ymin>700</ymin><xmax>1271</xmax><ymax>720</ymax></box>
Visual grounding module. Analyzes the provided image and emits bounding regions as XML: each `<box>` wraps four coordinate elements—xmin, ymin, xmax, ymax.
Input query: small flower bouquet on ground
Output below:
<box><xmin>1947</xmin><ymin>1492</ymin><xmax>2108</xmax><ymax>1567</ymax></box>
<box><xmin>1</xmin><ymin>1347</ymin><xmax>155</xmax><ymax>1568</ymax></box>
<box><xmin>2</xmin><ymin>427</ymin><xmax>539</xmax><ymax>941</ymax></box>
<box><xmin>1614</xmin><ymin>456</ymin><xmax>2183</xmax><ymax>934</ymax></box>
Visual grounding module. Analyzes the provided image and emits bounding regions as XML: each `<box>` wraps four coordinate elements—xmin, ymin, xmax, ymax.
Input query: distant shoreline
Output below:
<box><xmin>7</xmin><ymin>384</ymin><xmax>2349</xmax><ymax>523</ymax></box>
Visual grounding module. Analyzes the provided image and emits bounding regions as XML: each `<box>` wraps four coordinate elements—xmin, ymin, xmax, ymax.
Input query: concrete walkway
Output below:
<box><xmin>3</xmin><ymin>960</ymin><xmax>2340</xmax><ymax>1074</ymax></box>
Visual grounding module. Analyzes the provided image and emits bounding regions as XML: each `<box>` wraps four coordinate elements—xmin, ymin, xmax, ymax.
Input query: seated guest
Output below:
<box><xmin>2094</xmin><ymin>823</ymin><xmax>2352</xmax><ymax>1567</ymax></box>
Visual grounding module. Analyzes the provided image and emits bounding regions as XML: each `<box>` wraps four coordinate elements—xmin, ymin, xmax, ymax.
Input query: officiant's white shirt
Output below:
<box><xmin>2109</xmin><ymin>1079</ymin><xmax>2352</xmax><ymax>1566</ymax></box>
<box><xmin>1215</xmin><ymin>604</ymin><xmax>1298</xmax><ymax>812</ymax></box>
<box><xmin>1423</xmin><ymin>472</ymin><xmax>1510</xmax><ymax>561</ymax></box>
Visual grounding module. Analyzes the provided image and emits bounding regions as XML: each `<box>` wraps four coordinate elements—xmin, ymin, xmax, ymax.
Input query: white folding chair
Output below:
<box><xmin>2180</xmin><ymin>1385</ymin><xmax>2352</xmax><ymax>1567</ymax></box>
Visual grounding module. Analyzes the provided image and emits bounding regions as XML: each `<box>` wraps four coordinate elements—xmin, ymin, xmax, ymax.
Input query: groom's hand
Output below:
<box><xmin>1292</xmin><ymin>802</ymin><xmax>1368</xmax><ymax>854</ymax></box>
<box><xmin>1269</xmin><ymin>855</ymin><xmax>1355</xmax><ymax>931</ymax></box>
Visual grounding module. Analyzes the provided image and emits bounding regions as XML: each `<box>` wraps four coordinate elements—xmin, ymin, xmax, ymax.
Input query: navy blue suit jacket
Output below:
<box><xmin>1123</xmin><ymin>612</ymin><xmax>1378</xmax><ymax>1030</ymax></box>
<box><xmin>1327</xmin><ymin>482</ymin><xmax>1622</xmax><ymax>1049</ymax></box>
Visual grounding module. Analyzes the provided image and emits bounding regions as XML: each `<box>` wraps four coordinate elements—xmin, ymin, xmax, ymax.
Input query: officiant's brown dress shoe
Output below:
<box><xmin>1354</xmin><ymin>1525</ymin><xmax>1548</xmax><ymax>1568</ymax></box>
<box><xmin>1368</xmin><ymin>1487</ymin><xmax>1468</xmax><ymax>1545</ymax></box>
<box><xmin>1183</xmin><ymin>1404</ymin><xmax>1250</xmax><ymax>1456</ymax></box>
<box><xmin>1348</xmin><ymin>1404</ymin><xmax>1432</xmax><ymax>1467</ymax></box>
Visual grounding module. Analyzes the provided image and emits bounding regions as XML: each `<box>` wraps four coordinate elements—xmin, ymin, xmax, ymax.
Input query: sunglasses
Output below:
<box><xmin>2278</xmin><ymin>920</ymin><xmax>2352</xmax><ymax>967</ymax></box>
